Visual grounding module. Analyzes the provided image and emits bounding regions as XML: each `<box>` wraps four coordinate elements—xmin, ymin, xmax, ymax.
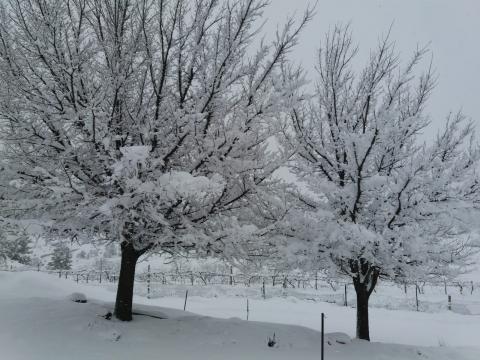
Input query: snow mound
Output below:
<box><xmin>69</xmin><ymin>292</ymin><xmax>87</xmax><ymax>303</ymax></box>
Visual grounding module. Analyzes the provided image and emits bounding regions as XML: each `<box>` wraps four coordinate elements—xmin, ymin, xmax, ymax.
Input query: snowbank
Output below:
<box><xmin>0</xmin><ymin>271</ymin><xmax>479</xmax><ymax>360</ymax></box>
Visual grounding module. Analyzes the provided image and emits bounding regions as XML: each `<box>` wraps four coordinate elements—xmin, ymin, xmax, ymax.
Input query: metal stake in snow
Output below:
<box><xmin>321</xmin><ymin>312</ymin><xmax>325</xmax><ymax>360</ymax></box>
<box><xmin>183</xmin><ymin>290</ymin><xmax>188</xmax><ymax>311</ymax></box>
<box><xmin>246</xmin><ymin>299</ymin><xmax>250</xmax><ymax>321</ymax></box>
<box><xmin>344</xmin><ymin>284</ymin><xmax>348</xmax><ymax>307</ymax></box>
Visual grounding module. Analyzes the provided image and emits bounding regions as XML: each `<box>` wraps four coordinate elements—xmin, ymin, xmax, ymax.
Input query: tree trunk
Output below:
<box><xmin>354</xmin><ymin>282</ymin><xmax>370</xmax><ymax>341</ymax></box>
<box><xmin>352</xmin><ymin>266</ymin><xmax>379</xmax><ymax>341</ymax></box>
<box><xmin>114</xmin><ymin>242</ymin><xmax>139</xmax><ymax>321</ymax></box>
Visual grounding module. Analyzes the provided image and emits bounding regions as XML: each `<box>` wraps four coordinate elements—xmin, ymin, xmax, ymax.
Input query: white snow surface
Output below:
<box><xmin>0</xmin><ymin>271</ymin><xmax>479</xmax><ymax>360</ymax></box>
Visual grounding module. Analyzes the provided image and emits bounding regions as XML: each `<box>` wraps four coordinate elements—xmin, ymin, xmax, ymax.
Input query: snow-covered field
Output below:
<box><xmin>1</xmin><ymin>270</ymin><xmax>479</xmax><ymax>360</ymax></box>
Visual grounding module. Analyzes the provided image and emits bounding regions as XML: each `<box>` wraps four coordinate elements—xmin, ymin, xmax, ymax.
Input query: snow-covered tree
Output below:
<box><xmin>0</xmin><ymin>0</ymin><xmax>311</xmax><ymax>320</ymax></box>
<box><xmin>48</xmin><ymin>243</ymin><xmax>72</xmax><ymax>270</ymax></box>
<box><xmin>285</xmin><ymin>26</ymin><xmax>479</xmax><ymax>340</ymax></box>
<box><xmin>0</xmin><ymin>227</ymin><xmax>32</xmax><ymax>265</ymax></box>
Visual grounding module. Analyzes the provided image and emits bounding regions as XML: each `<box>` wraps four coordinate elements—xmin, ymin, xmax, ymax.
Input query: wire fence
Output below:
<box><xmin>2</xmin><ymin>263</ymin><xmax>479</xmax><ymax>313</ymax></box>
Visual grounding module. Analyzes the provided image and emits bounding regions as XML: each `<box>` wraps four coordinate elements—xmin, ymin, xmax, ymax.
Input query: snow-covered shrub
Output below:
<box><xmin>69</xmin><ymin>292</ymin><xmax>87</xmax><ymax>303</ymax></box>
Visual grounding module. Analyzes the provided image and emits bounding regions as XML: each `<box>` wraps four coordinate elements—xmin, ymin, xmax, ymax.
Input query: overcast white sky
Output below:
<box><xmin>262</xmin><ymin>0</ymin><xmax>480</xmax><ymax>139</ymax></box>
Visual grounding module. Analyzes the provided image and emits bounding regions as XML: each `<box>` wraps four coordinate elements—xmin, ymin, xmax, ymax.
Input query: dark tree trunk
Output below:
<box><xmin>354</xmin><ymin>281</ymin><xmax>371</xmax><ymax>340</ymax></box>
<box><xmin>114</xmin><ymin>242</ymin><xmax>140</xmax><ymax>321</ymax></box>
<box><xmin>352</xmin><ymin>266</ymin><xmax>380</xmax><ymax>341</ymax></box>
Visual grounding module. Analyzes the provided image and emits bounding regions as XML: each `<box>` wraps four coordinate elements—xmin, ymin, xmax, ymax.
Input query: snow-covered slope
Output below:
<box><xmin>0</xmin><ymin>271</ymin><xmax>479</xmax><ymax>360</ymax></box>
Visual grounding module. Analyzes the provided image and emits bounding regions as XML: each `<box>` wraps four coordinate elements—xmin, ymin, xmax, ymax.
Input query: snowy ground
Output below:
<box><xmin>1</xmin><ymin>271</ymin><xmax>479</xmax><ymax>360</ymax></box>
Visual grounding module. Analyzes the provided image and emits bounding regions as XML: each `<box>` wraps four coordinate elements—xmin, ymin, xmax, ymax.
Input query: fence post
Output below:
<box><xmin>229</xmin><ymin>266</ymin><xmax>233</xmax><ymax>286</ymax></box>
<box><xmin>448</xmin><ymin>295</ymin><xmax>452</xmax><ymax>310</ymax></box>
<box><xmin>444</xmin><ymin>280</ymin><xmax>447</xmax><ymax>295</ymax></box>
<box><xmin>321</xmin><ymin>313</ymin><xmax>325</xmax><ymax>360</ymax></box>
<box><xmin>246</xmin><ymin>298</ymin><xmax>249</xmax><ymax>321</ymax></box>
<box><xmin>147</xmin><ymin>264</ymin><xmax>151</xmax><ymax>299</ymax></box>
<box><xmin>86</xmin><ymin>274</ymin><xmax>89</xmax><ymax>284</ymax></box>
<box><xmin>471</xmin><ymin>281</ymin><xmax>474</xmax><ymax>295</ymax></box>
<box><xmin>344</xmin><ymin>283</ymin><xmax>348</xmax><ymax>307</ymax></box>
<box><xmin>183</xmin><ymin>290</ymin><xmax>188</xmax><ymax>311</ymax></box>
<box><xmin>76</xmin><ymin>274</ymin><xmax>79</xmax><ymax>283</ymax></box>
<box><xmin>58</xmin><ymin>271</ymin><xmax>61</xmax><ymax>278</ymax></box>
<box><xmin>37</xmin><ymin>264</ymin><xmax>40</xmax><ymax>272</ymax></box>
<box><xmin>262</xmin><ymin>279</ymin><xmax>266</xmax><ymax>299</ymax></box>
<box><xmin>415</xmin><ymin>283</ymin><xmax>419</xmax><ymax>311</ymax></box>
<box><xmin>315</xmin><ymin>272</ymin><xmax>318</xmax><ymax>290</ymax></box>
<box><xmin>65</xmin><ymin>271</ymin><xmax>67</xmax><ymax>279</ymax></box>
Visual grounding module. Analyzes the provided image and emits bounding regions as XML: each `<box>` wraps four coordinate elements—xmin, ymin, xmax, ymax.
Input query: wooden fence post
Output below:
<box><xmin>147</xmin><ymin>265</ymin><xmax>151</xmax><ymax>299</ymax></box>
<box><xmin>99</xmin><ymin>258</ymin><xmax>103</xmax><ymax>284</ymax></box>
<box><xmin>415</xmin><ymin>283</ymin><xmax>419</xmax><ymax>311</ymax></box>
<box><xmin>183</xmin><ymin>290</ymin><xmax>188</xmax><ymax>311</ymax></box>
